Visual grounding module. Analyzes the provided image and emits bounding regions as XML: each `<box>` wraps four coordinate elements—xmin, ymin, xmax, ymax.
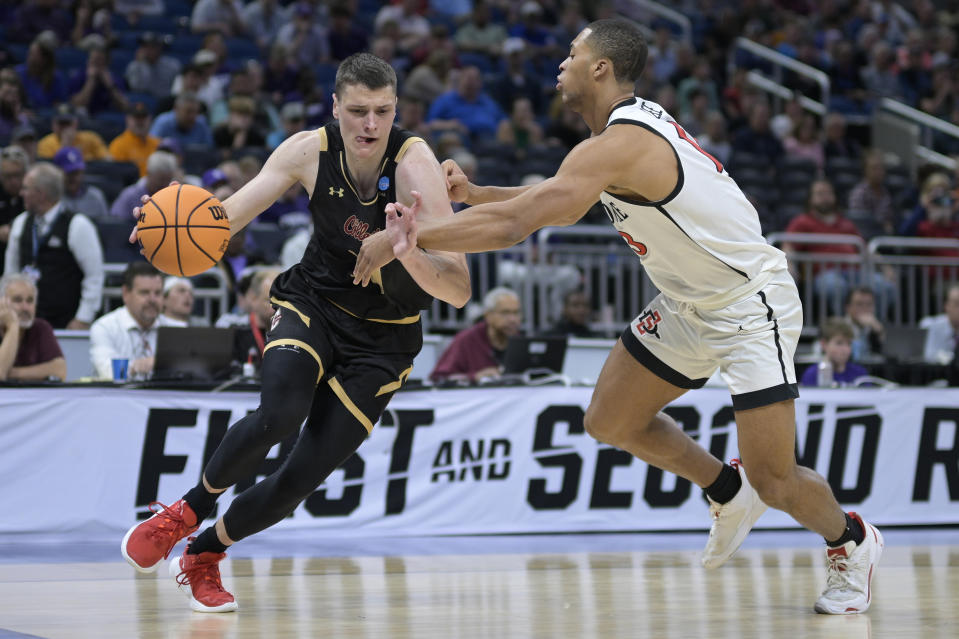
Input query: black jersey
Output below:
<box><xmin>272</xmin><ymin>122</ymin><xmax>434</xmax><ymax>322</ymax></box>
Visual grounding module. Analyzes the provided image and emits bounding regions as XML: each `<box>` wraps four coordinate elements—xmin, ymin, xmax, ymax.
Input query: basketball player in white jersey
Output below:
<box><xmin>355</xmin><ymin>18</ymin><xmax>882</xmax><ymax>614</ymax></box>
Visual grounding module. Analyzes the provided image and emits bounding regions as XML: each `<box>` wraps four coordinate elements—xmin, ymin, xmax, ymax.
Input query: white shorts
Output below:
<box><xmin>621</xmin><ymin>270</ymin><xmax>802</xmax><ymax>410</ymax></box>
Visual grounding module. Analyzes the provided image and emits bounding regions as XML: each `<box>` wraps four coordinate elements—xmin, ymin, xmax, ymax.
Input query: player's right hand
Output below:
<box><xmin>128</xmin><ymin>181</ymin><xmax>180</xmax><ymax>246</ymax></box>
<box><xmin>441</xmin><ymin>159</ymin><xmax>470</xmax><ymax>204</ymax></box>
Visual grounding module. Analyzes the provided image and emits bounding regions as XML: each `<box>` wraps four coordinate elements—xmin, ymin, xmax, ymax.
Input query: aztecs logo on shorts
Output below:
<box><xmin>270</xmin><ymin>308</ymin><xmax>282</xmax><ymax>332</ymax></box>
<box><xmin>636</xmin><ymin>309</ymin><xmax>663</xmax><ymax>339</ymax></box>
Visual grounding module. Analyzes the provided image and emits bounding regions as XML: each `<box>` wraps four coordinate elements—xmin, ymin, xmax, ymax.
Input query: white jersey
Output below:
<box><xmin>599</xmin><ymin>97</ymin><xmax>788</xmax><ymax>309</ymax></box>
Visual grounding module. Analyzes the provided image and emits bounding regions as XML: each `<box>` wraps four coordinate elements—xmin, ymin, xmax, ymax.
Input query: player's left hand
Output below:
<box><xmin>385</xmin><ymin>191</ymin><xmax>420</xmax><ymax>260</ymax></box>
<box><xmin>352</xmin><ymin>231</ymin><xmax>393</xmax><ymax>286</ymax></box>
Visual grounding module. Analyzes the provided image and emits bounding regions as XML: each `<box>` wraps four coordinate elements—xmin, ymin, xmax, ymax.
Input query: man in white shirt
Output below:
<box><xmin>89</xmin><ymin>261</ymin><xmax>177</xmax><ymax>379</ymax></box>
<box><xmin>3</xmin><ymin>163</ymin><xmax>104</xmax><ymax>329</ymax></box>
<box><xmin>921</xmin><ymin>284</ymin><xmax>959</xmax><ymax>363</ymax></box>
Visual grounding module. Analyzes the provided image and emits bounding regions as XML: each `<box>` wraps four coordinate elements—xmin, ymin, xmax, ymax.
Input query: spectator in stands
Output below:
<box><xmin>862</xmin><ymin>41</ymin><xmax>903</xmax><ymax>103</ymax></box>
<box><xmin>231</xmin><ymin>268</ymin><xmax>278</xmax><ymax>369</ymax></box>
<box><xmin>15</xmin><ymin>31</ymin><xmax>68</xmax><ymax>109</ymax></box>
<box><xmin>276</xmin><ymin>3</ymin><xmax>331</xmax><ymax>68</ymax></box>
<box><xmin>108</xmin><ymin>102</ymin><xmax>159</xmax><ymax>178</ymax></box>
<box><xmin>0</xmin><ymin>146</ymin><xmax>29</xmax><ymax>277</ymax></box>
<box><xmin>328</xmin><ymin>3</ymin><xmax>369</xmax><ymax>63</ymax></box>
<box><xmin>544</xmin><ymin>97</ymin><xmax>589</xmax><ymax>151</ymax></box>
<box><xmin>215</xmin><ymin>270</ymin><xmax>255</xmax><ymax>328</ymax></box>
<box><xmin>374</xmin><ymin>0</ymin><xmax>430</xmax><ymax>55</ymax></box>
<box><xmin>243</xmin><ymin>0</ymin><xmax>291</xmax><ymax>52</ymax></box>
<box><xmin>822</xmin><ymin>112</ymin><xmax>861</xmax><ymax>161</ymax></box>
<box><xmin>395</xmin><ymin>97</ymin><xmax>434</xmax><ymax>148</ymax></box>
<box><xmin>431</xmin><ymin>287</ymin><xmax>522</xmax><ymax>382</ymax></box>
<box><xmin>161</xmin><ymin>276</ymin><xmax>205</xmax><ymax>327</ymax></box>
<box><xmin>731</xmin><ymin>101</ymin><xmax>783</xmax><ymax>166</ymax></box>
<box><xmin>4</xmin><ymin>163</ymin><xmax>104</xmax><ymax>329</ymax></box>
<box><xmin>183</xmin><ymin>49</ymin><xmax>227</xmax><ymax>114</ymax></box>
<box><xmin>900</xmin><ymin>171</ymin><xmax>955</xmax><ymax>236</ymax></box>
<box><xmin>110</xmin><ymin>150</ymin><xmax>178</xmax><ymax>219</ymax></box>
<box><xmin>427</xmin><ymin>66</ymin><xmax>506</xmax><ymax>141</ymax></box>
<box><xmin>921</xmin><ymin>284</ymin><xmax>959</xmax><ymax>363</ymax></box>
<box><xmin>454</xmin><ymin>1</ymin><xmax>508</xmax><ymax>58</ymax></box>
<box><xmin>680</xmin><ymin>88</ymin><xmax>711</xmax><ymax>138</ymax></box>
<box><xmin>149</xmin><ymin>92</ymin><xmax>214</xmax><ymax>149</ymax></box>
<box><xmin>68</xmin><ymin>36</ymin><xmax>129</xmax><ymax>115</ymax></box>
<box><xmin>543</xmin><ymin>289</ymin><xmax>598</xmax><ymax>338</ymax></box>
<box><xmin>9</xmin><ymin>125</ymin><xmax>38</xmax><ymax>164</ymax></box>
<box><xmin>770</xmin><ymin>93</ymin><xmax>804</xmax><ymax>141</ymax></box>
<box><xmin>846</xmin><ymin>149</ymin><xmax>897</xmax><ymax>238</ymax></box>
<box><xmin>89</xmin><ymin>261</ymin><xmax>177</xmax><ymax>380</ymax></box>
<box><xmin>209</xmin><ymin>62</ymin><xmax>276</xmax><ymax>132</ymax></box>
<box><xmin>697</xmin><ymin>111</ymin><xmax>732</xmax><ymax>169</ymax></box>
<box><xmin>490</xmin><ymin>37</ymin><xmax>547</xmax><ymax>117</ymax></box>
<box><xmin>783</xmin><ymin>179</ymin><xmax>866</xmax><ymax>315</ymax></box>
<box><xmin>509</xmin><ymin>1</ymin><xmax>558</xmax><ymax>60</ymax></box>
<box><xmin>647</xmin><ymin>24</ymin><xmax>678</xmax><ymax>85</ymax></box>
<box><xmin>799</xmin><ymin>317</ymin><xmax>867</xmax><ymax>387</ymax></box>
<box><xmin>677</xmin><ymin>59</ymin><xmax>720</xmax><ymax>118</ymax></box>
<box><xmin>404</xmin><ymin>49</ymin><xmax>453</xmax><ymax>107</ymax></box>
<box><xmin>37</xmin><ymin>105</ymin><xmax>111</xmax><ymax>162</ymax></box>
<box><xmin>213</xmin><ymin>96</ymin><xmax>266</xmax><ymax>153</ymax></box>
<box><xmin>0</xmin><ymin>272</ymin><xmax>66</xmax><ymax>381</ymax></box>
<box><xmin>267</xmin><ymin>102</ymin><xmax>306</xmax><ymax>150</ymax></box>
<box><xmin>125</xmin><ymin>32</ymin><xmax>181</xmax><ymax>100</ymax></box>
<box><xmin>0</xmin><ymin>69</ymin><xmax>31</xmax><ymax>142</ymax></box>
<box><xmin>827</xmin><ymin>41</ymin><xmax>869</xmax><ymax>114</ymax></box>
<box><xmin>783</xmin><ymin>113</ymin><xmax>825</xmax><ymax>172</ymax></box>
<box><xmin>496</xmin><ymin>97</ymin><xmax>544</xmax><ymax>151</ymax></box>
<box><xmin>70</xmin><ymin>2</ymin><xmax>114</xmax><ymax>48</ymax></box>
<box><xmin>844</xmin><ymin>286</ymin><xmax>885</xmax><ymax>362</ymax></box>
<box><xmin>260</xmin><ymin>182</ymin><xmax>310</xmax><ymax>225</ymax></box>
<box><xmin>409</xmin><ymin>23</ymin><xmax>458</xmax><ymax>69</ymax></box>
<box><xmin>191</xmin><ymin>0</ymin><xmax>246</xmax><ymax>37</ymax></box>
<box><xmin>53</xmin><ymin>146</ymin><xmax>108</xmax><ymax>220</ymax></box>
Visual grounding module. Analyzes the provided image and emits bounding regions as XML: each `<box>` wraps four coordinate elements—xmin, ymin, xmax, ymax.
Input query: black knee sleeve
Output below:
<box><xmin>220</xmin><ymin>387</ymin><xmax>369</xmax><ymax>542</ymax></box>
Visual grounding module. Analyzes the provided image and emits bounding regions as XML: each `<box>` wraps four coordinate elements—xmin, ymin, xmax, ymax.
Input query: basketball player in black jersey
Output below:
<box><xmin>121</xmin><ymin>53</ymin><xmax>470</xmax><ymax>613</ymax></box>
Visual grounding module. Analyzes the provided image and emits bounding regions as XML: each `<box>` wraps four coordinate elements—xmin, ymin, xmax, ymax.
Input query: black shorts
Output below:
<box><xmin>265</xmin><ymin>295</ymin><xmax>423</xmax><ymax>433</ymax></box>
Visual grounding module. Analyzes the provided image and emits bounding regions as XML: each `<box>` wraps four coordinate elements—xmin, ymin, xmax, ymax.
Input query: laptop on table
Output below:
<box><xmin>152</xmin><ymin>326</ymin><xmax>237</xmax><ymax>383</ymax></box>
<box><xmin>502</xmin><ymin>336</ymin><xmax>568</xmax><ymax>378</ymax></box>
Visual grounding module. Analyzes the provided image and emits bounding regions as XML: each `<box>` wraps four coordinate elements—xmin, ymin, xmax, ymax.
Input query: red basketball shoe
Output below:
<box><xmin>121</xmin><ymin>500</ymin><xmax>199</xmax><ymax>573</ymax></box>
<box><xmin>170</xmin><ymin>540</ymin><xmax>238</xmax><ymax>613</ymax></box>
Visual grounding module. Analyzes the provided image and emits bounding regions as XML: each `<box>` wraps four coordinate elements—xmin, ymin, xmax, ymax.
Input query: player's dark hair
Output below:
<box><xmin>123</xmin><ymin>260</ymin><xmax>161</xmax><ymax>289</ymax></box>
<box><xmin>584</xmin><ymin>18</ymin><xmax>647</xmax><ymax>84</ymax></box>
<box><xmin>334</xmin><ymin>52</ymin><xmax>397</xmax><ymax>96</ymax></box>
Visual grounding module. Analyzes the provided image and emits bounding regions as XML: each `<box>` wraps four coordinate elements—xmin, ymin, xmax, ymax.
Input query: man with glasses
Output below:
<box><xmin>430</xmin><ymin>286</ymin><xmax>522</xmax><ymax>382</ymax></box>
<box><xmin>0</xmin><ymin>146</ymin><xmax>29</xmax><ymax>276</ymax></box>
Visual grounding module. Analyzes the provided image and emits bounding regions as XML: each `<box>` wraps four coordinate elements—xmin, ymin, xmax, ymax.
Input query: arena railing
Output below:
<box><xmin>766</xmin><ymin>232</ymin><xmax>872</xmax><ymax>331</ymax></box>
<box><xmin>618</xmin><ymin>0</ymin><xmax>693</xmax><ymax>45</ymax></box>
<box><xmin>866</xmin><ymin>236</ymin><xmax>959</xmax><ymax>327</ymax></box>
<box><xmin>101</xmin><ymin>262</ymin><xmax>230</xmax><ymax>326</ymax></box>
<box><xmin>876</xmin><ymin>98</ymin><xmax>959</xmax><ymax>174</ymax></box>
<box><xmin>728</xmin><ymin>38</ymin><xmax>831</xmax><ymax>118</ymax></box>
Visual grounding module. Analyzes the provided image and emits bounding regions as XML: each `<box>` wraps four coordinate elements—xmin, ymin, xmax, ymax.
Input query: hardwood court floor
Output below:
<box><xmin>0</xmin><ymin>530</ymin><xmax>956</xmax><ymax>639</ymax></box>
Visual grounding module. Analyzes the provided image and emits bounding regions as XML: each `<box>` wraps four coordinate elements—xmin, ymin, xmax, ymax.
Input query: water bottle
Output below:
<box><xmin>817</xmin><ymin>359</ymin><xmax>834</xmax><ymax>388</ymax></box>
<box><xmin>242</xmin><ymin>347</ymin><xmax>257</xmax><ymax>378</ymax></box>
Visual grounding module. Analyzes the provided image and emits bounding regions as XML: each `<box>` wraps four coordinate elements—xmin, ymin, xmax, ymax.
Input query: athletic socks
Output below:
<box><xmin>826</xmin><ymin>512</ymin><xmax>865</xmax><ymax>548</ymax></box>
<box><xmin>187</xmin><ymin>526</ymin><xmax>229</xmax><ymax>555</ymax></box>
<box><xmin>183</xmin><ymin>484</ymin><xmax>220</xmax><ymax>523</ymax></box>
<box><xmin>704</xmin><ymin>463</ymin><xmax>742</xmax><ymax>504</ymax></box>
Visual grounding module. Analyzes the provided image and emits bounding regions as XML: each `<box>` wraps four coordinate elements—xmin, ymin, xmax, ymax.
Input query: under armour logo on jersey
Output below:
<box><xmin>636</xmin><ymin>309</ymin><xmax>663</xmax><ymax>339</ymax></box>
<box><xmin>329</xmin><ymin>186</ymin><xmax>344</xmax><ymax>198</ymax></box>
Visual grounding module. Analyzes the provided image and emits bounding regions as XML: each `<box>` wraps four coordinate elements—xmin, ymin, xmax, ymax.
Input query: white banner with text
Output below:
<box><xmin>1</xmin><ymin>387</ymin><xmax>957</xmax><ymax>535</ymax></box>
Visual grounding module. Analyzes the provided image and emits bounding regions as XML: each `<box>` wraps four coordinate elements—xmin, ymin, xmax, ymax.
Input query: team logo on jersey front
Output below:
<box><xmin>636</xmin><ymin>309</ymin><xmax>663</xmax><ymax>339</ymax></box>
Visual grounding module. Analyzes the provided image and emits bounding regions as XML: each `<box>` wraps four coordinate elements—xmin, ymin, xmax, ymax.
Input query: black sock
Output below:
<box><xmin>183</xmin><ymin>483</ymin><xmax>220</xmax><ymax>523</ymax></box>
<box><xmin>825</xmin><ymin>512</ymin><xmax>865</xmax><ymax>547</ymax></box>
<box><xmin>187</xmin><ymin>526</ymin><xmax>229</xmax><ymax>555</ymax></box>
<box><xmin>704</xmin><ymin>463</ymin><xmax>742</xmax><ymax>504</ymax></box>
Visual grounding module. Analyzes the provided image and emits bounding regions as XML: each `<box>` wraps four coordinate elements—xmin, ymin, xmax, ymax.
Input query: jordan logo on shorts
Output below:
<box><xmin>636</xmin><ymin>309</ymin><xmax>663</xmax><ymax>339</ymax></box>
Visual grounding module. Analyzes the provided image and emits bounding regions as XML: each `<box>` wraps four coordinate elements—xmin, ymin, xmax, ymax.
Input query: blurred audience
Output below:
<box><xmin>110</xmin><ymin>150</ymin><xmax>178</xmax><ymax>219</ymax></box>
<box><xmin>108</xmin><ymin>102</ymin><xmax>160</xmax><ymax>177</ymax></box>
<box><xmin>921</xmin><ymin>284</ymin><xmax>959</xmax><ymax>364</ymax></box>
<box><xmin>542</xmin><ymin>289</ymin><xmax>598</xmax><ymax>338</ymax></box>
<box><xmin>161</xmin><ymin>276</ymin><xmax>204</xmax><ymax>327</ymax></box>
<box><xmin>53</xmin><ymin>146</ymin><xmax>109</xmax><ymax>219</ymax></box>
<box><xmin>124</xmin><ymin>32</ymin><xmax>182</xmax><ymax>100</ymax></box>
<box><xmin>844</xmin><ymin>286</ymin><xmax>886</xmax><ymax>362</ymax></box>
<box><xmin>0</xmin><ymin>146</ymin><xmax>29</xmax><ymax>276</ymax></box>
<box><xmin>37</xmin><ymin>105</ymin><xmax>110</xmax><ymax>162</ymax></box>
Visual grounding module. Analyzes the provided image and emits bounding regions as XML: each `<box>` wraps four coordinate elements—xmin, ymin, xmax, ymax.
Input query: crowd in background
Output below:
<box><xmin>0</xmin><ymin>0</ymin><xmax>957</xmax><ymax>384</ymax></box>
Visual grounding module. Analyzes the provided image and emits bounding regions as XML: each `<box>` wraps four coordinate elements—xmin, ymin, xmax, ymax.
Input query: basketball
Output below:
<box><xmin>136</xmin><ymin>184</ymin><xmax>231</xmax><ymax>277</ymax></box>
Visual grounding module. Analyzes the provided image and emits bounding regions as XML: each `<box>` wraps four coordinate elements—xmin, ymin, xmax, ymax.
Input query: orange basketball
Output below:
<box><xmin>136</xmin><ymin>184</ymin><xmax>231</xmax><ymax>277</ymax></box>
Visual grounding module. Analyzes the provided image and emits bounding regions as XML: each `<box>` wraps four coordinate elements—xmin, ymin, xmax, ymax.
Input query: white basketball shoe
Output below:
<box><xmin>815</xmin><ymin>513</ymin><xmax>883</xmax><ymax>614</ymax></box>
<box><xmin>701</xmin><ymin>459</ymin><xmax>768</xmax><ymax>569</ymax></box>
